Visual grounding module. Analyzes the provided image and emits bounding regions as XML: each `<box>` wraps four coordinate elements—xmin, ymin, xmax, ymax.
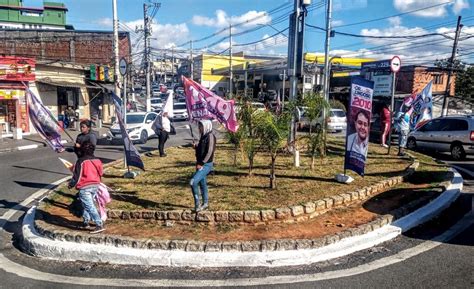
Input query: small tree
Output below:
<box><xmin>302</xmin><ymin>92</ymin><xmax>330</xmax><ymax>169</ymax></box>
<box><xmin>254</xmin><ymin>109</ymin><xmax>290</xmax><ymax>189</ymax></box>
<box><xmin>239</xmin><ymin>99</ymin><xmax>260</xmax><ymax>175</ymax></box>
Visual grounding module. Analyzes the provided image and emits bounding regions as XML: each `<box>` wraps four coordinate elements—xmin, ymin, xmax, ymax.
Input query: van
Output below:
<box><xmin>407</xmin><ymin>115</ymin><xmax>474</xmax><ymax>160</ymax></box>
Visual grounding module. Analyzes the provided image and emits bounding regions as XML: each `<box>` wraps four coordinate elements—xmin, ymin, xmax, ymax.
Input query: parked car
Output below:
<box><xmin>108</xmin><ymin>112</ymin><xmax>158</xmax><ymax>144</ymax></box>
<box><xmin>407</xmin><ymin>116</ymin><xmax>474</xmax><ymax>160</ymax></box>
<box><xmin>298</xmin><ymin>108</ymin><xmax>347</xmax><ymax>132</ymax></box>
<box><xmin>235</xmin><ymin>102</ymin><xmax>266</xmax><ymax>114</ymax></box>
<box><xmin>152</xmin><ymin>88</ymin><xmax>160</xmax><ymax>97</ymax></box>
<box><xmin>175</xmin><ymin>87</ymin><xmax>185</xmax><ymax>95</ymax></box>
<box><xmin>150</xmin><ymin>97</ymin><xmax>163</xmax><ymax>111</ymax></box>
<box><xmin>172</xmin><ymin>102</ymin><xmax>189</xmax><ymax>121</ymax></box>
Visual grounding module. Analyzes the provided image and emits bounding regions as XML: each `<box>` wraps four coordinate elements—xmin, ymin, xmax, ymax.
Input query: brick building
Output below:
<box><xmin>396</xmin><ymin>65</ymin><xmax>455</xmax><ymax>97</ymax></box>
<box><xmin>0</xmin><ymin>29</ymin><xmax>131</xmax><ymax>132</ymax></box>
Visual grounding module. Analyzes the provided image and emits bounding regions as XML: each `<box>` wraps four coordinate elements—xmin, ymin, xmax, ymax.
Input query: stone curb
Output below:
<box><xmin>31</xmin><ymin>157</ymin><xmax>440</xmax><ymax>254</ymax></box>
<box><xmin>67</xmin><ymin>158</ymin><xmax>420</xmax><ymax>226</ymax></box>
<box><xmin>21</xmin><ymin>168</ymin><xmax>462</xmax><ymax>267</ymax></box>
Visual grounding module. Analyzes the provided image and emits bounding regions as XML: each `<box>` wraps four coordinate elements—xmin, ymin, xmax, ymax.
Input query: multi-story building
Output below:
<box><xmin>0</xmin><ymin>0</ymin><xmax>69</xmax><ymax>30</ymax></box>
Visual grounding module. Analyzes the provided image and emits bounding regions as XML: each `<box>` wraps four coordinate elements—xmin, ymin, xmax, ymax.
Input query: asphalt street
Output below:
<box><xmin>0</xmin><ymin>132</ymin><xmax>472</xmax><ymax>288</ymax></box>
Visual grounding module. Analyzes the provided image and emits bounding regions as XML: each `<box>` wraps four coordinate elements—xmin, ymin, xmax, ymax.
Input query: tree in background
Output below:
<box><xmin>435</xmin><ymin>59</ymin><xmax>473</xmax><ymax>100</ymax></box>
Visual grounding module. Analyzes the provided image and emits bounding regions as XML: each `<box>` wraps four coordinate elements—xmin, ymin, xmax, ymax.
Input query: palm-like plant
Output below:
<box><xmin>253</xmin><ymin>109</ymin><xmax>290</xmax><ymax>189</ymax></box>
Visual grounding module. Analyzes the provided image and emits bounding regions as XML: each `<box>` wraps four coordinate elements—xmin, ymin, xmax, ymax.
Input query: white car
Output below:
<box><xmin>109</xmin><ymin>112</ymin><xmax>158</xmax><ymax>144</ymax></box>
<box><xmin>298</xmin><ymin>108</ymin><xmax>347</xmax><ymax>132</ymax></box>
<box><xmin>150</xmin><ymin>97</ymin><xmax>163</xmax><ymax>111</ymax></box>
<box><xmin>172</xmin><ymin>102</ymin><xmax>189</xmax><ymax>121</ymax></box>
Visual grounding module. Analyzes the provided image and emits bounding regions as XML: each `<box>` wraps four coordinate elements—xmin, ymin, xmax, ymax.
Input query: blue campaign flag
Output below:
<box><xmin>344</xmin><ymin>77</ymin><xmax>374</xmax><ymax>176</ymax></box>
<box><xmin>111</xmin><ymin>93</ymin><xmax>145</xmax><ymax>171</ymax></box>
<box><xmin>26</xmin><ymin>88</ymin><xmax>65</xmax><ymax>153</ymax></box>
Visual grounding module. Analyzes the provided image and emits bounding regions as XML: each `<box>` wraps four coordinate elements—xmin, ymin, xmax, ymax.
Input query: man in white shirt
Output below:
<box><xmin>152</xmin><ymin>112</ymin><xmax>171</xmax><ymax>157</ymax></box>
<box><xmin>347</xmin><ymin>110</ymin><xmax>369</xmax><ymax>158</ymax></box>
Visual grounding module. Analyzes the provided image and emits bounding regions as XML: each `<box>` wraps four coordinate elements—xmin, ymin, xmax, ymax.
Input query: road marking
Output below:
<box><xmin>0</xmin><ymin>177</ymin><xmax>70</xmax><ymax>230</ymax></box>
<box><xmin>1</xmin><ymin>206</ymin><xmax>472</xmax><ymax>287</ymax></box>
<box><xmin>17</xmin><ymin>145</ymin><xmax>40</xmax><ymax>151</ymax></box>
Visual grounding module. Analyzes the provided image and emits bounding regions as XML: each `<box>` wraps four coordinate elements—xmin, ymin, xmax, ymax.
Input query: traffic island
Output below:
<box><xmin>22</xmin><ymin>141</ymin><xmax>461</xmax><ymax>266</ymax></box>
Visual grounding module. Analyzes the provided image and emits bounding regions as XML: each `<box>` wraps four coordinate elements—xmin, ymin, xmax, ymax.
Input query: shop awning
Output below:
<box><xmin>86</xmin><ymin>81</ymin><xmax>115</xmax><ymax>92</ymax></box>
<box><xmin>36</xmin><ymin>78</ymin><xmax>96</xmax><ymax>89</ymax></box>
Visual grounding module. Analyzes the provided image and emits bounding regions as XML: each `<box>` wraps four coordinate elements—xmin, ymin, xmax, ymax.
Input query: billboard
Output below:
<box><xmin>344</xmin><ymin>77</ymin><xmax>374</xmax><ymax>176</ymax></box>
<box><xmin>0</xmin><ymin>56</ymin><xmax>35</xmax><ymax>81</ymax></box>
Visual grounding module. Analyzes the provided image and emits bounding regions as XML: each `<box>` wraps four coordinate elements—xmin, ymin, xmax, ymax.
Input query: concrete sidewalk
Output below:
<box><xmin>0</xmin><ymin>125</ymin><xmax>111</xmax><ymax>153</ymax></box>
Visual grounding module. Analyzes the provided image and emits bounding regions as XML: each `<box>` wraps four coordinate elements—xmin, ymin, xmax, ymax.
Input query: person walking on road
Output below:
<box><xmin>151</xmin><ymin>112</ymin><xmax>171</xmax><ymax>157</ymax></box>
<box><xmin>68</xmin><ymin>142</ymin><xmax>105</xmax><ymax>234</ymax></box>
<box><xmin>380</xmin><ymin>104</ymin><xmax>391</xmax><ymax>148</ymax></box>
<box><xmin>190</xmin><ymin>120</ymin><xmax>216</xmax><ymax>212</ymax></box>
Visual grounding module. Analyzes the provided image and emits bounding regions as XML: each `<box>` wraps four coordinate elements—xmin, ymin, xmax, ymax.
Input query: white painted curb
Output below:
<box><xmin>21</xmin><ymin>170</ymin><xmax>463</xmax><ymax>268</ymax></box>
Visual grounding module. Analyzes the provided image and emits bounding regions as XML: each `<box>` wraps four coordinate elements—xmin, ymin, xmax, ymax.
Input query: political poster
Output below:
<box><xmin>344</xmin><ymin>77</ymin><xmax>374</xmax><ymax>176</ymax></box>
<box><xmin>182</xmin><ymin>76</ymin><xmax>239</xmax><ymax>133</ymax></box>
<box><xmin>400</xmin><ymin>81</ymin><xmax>433</xmax><ymax>131</ymax></box>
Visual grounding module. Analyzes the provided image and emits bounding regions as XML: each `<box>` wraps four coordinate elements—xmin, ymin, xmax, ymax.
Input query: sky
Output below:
<box><xmin>23</xmin><ymin>0</ymin><xmax>474</xmax><ymax>65</ymax></box>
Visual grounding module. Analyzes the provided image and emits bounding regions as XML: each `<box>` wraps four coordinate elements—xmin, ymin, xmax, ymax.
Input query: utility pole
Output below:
<box><xmin>287</xmin><ymin>0</ymin><xmax>310</xmax><ymax>166</ymax></box>
<box><xmin>322</xmin><ymin>0</ymin><xmax>332</xmax><ymax>102</ymax></box>
<box><xmin>140</xmin><ymin>1</ymin><xmax>161</xmax><ymax>111</ymax></box>
<box><xmin>143</xmin><ymin>3</ymin><xmax>151</xmax><ymax>111</ymax></box>
<box><xmin>171</xmin><ymin>46</ymin><xmax>175</xmax><ymax>83</ymax></box>
<box><xmin>112</xmin><ymin>0</ymin><xmax>120</xmax><ymax>98</ymax></box>
<box><xmin>229</xmin><ymin>23</ymin><xmax>233</xmax><ymax>98</ymax></box>
<box><xmin>442</xmin><ymin>16</ymin><xmax>463</xmax><ymax>117</ymax></box>
<box><xmin>190</xmin><ymin>40</ymin><xmax>194</xmax><ymax>80</ymax></box>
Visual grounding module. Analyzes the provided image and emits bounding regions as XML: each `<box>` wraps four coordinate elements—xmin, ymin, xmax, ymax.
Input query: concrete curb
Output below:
<box><xmin>21</xmin><ymin>168</ymin><xmax>463</xmax><ymax>267</ymax></box>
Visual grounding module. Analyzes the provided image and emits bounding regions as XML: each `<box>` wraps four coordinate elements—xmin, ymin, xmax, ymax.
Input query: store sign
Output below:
<box><xmin>0</xmin><ymin>89</ymin><xmax>26</xmax><ymax>99</ymax></box>
<box><xmin>0</xmin><ymin>56</ymin><xmax>35</xmax><ymax>81</ymax></box>
<box><xmin>367</xmin><ymin>73</ymin><xmax>393</xmax><ymax>97</ymax></box>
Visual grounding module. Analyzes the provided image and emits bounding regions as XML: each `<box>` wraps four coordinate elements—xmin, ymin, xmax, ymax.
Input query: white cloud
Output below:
<box><xmin>332</xmin><ymin>20</ymin><xmax>344</xmax><ymax>27</ymax></box>
<box><xmin>452</xmin><ymin>0</ymin><xmax>470</xmax><ymax>14</ymax></box>
<box><xmin>125</xmin><ymin>19</ymin><xmax>189</xmax><ymax>51</ymax></box>
<box><xmin>95</xmin><ymin>17</ymin><xmax>113</xmax><ymax>28</ymax></box>
<box><xmin>192</xmin><ymin>10</ymin><xmax>271</xmax><ymax>28</ymax></box>
<box><xmin>341</xmin><ymin>18</ymin><xmax>474</xmax><ymax>65</ymax></box>
<box><xmin>393</xmin><ymin>0</ymin><xmax>470</xmax><ymax>18</ymax></box>
<box><xmin>388</xmin><ymin>16</ymin><xmax>402</xmax><ymax>27</ymax></box>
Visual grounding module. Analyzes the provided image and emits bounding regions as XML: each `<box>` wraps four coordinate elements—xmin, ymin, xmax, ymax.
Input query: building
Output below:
<box><xmin>0</xmin><ymin>0</ymin><xmax>69</xmax><ymax>30</ymax></box>
<box><xmin>0</xmin><ymin>56</ymin><xmax>35</xmax><ymax>138</ymax></box>
<box><xmin>0</xmin><ymin>29</ymin><xmax>131</xmax><ymax>137</ymax></box>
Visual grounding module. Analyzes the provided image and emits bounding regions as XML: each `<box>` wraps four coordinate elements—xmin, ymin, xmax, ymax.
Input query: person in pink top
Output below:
<box><xmin>380</xmin><ymin>104</ymin><xmax>391</xmax><ymax>148</ymax></box>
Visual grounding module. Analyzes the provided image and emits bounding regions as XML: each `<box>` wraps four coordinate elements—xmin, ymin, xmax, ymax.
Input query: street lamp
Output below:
<box><xmin>324</xmin><ymin>55</ymin><xmax>342</xmax><ymax>101</ymax></box>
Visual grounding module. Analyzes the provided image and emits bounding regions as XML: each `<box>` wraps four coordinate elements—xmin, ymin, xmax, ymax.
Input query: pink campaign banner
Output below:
<box><xmin>182</xmin><ymin>76</ymin><xmax>239</xmax><ymax>133</ymax></box>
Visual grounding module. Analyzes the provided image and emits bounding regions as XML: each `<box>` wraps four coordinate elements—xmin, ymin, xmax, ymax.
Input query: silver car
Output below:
<box><xmin>407</xmin><ymin>116</ymin><xmax>474</xmax><ymax>160</ymax></box>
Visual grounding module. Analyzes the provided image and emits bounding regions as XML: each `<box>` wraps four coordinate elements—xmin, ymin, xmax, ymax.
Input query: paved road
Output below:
<box><xmin>0</xmin><ymin>136</ymin><xmax>472</xmax><ymax>288</ymax></box>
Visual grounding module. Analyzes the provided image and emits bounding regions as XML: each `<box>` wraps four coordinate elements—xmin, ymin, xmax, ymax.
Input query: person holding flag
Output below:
<box><xmin>190</xmin><ymin>119</ymin><xmax>216</xmax><ymax>212</ymax></box>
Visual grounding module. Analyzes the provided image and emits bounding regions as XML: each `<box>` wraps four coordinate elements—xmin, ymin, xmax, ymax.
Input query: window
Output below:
<box><xmin>419</xmin><ymin>119</ymin><xmax>443</xmax><ymax>132</ymax></box>
<box><xmin>145</xmin><ymin>113</ymin><xmax>156</xmax><ymax>123</ymax></box>
<box><xmin>433</xmin><ymin>74</ymin><xmax>443</xmax><ymax>84</ymax></box>
<box><xmin>440</xmin><ymin>119</ymin><xmax>469</xmax><ymax>131</ymax></box>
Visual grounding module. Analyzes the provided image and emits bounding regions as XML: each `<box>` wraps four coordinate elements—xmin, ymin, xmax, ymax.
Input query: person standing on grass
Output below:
<box><xmin>151</xmin><ymin>111</ymin><xmax>171</xmax><ymax>157</ymax></box>
<box><xmin>380</xmin><ymin>104</ymin><xmax>391</xmax><ymax>148</ymax></box>
<box><xmin>74</xmin><ymin>120</ymin><xmax>97</xmax><ymax>153</ymax></box>
<box><xmin>395</xmin><ymin>108</ymin><xmax>411</xmax><ymax>157</ymax></box>
<box><xmin>68</xmin><ymin>141</ymin><xmax>105</xmax><ymax>234</ymax></box>
<box><xmin>190</xmin><ymin>120</ymin><xmax>216</xmax><ymax>212</ymax></box>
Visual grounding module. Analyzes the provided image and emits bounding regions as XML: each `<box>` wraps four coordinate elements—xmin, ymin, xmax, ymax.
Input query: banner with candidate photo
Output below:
<box><xmin>344</xmin><ymin>77</ymin><xmax>374</xmax><ymax>176</ymax></box>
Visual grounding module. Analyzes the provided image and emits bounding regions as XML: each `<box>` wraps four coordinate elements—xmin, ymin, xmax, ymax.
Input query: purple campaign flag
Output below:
<box><xmin>26</xmin><ymin>88</ymin><xmax>65</xmax><ymax>153</ymax></box>
<box><xmin>111</xmin><ymin>92</ymin><xmax>145</xmax><ymax>171</ymax></box>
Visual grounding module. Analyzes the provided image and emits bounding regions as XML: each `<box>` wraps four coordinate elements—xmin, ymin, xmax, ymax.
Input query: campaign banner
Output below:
<box><xmin>400</xmin><ymin>81</ymin><xmax>433</xmax><ymax>130</ymax></box>
<box><xmin>111</xmin><ymin>92</ymin><xmax>145</xmax><ymax>171</ymax></box>
<box><xmin>344</xmin><ymin>77</ymin><xmax>374</xmax><ymax>176</ymax></box>
<box><xmin>26</xmin><ymin>87</ymin><xmax>64</xmax><ymax>153</ymax></box>
<box><xmin>182</xmin><ymin>76</ymin><xmax>239</xmax><ymax>133</ymax></box>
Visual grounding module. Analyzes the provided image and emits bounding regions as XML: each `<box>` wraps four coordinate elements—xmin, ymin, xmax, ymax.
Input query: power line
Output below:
<box><xmin>333</xmin><ymin>0</ymin><xmax>455</xmax><ymax>28</ymax></box>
